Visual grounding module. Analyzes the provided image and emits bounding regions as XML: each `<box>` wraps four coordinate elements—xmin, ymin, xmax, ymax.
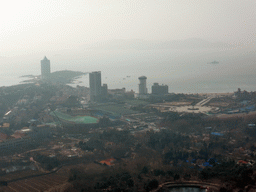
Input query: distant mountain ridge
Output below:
<box><xmin>86</xmin><ymin>38</ymin><xmax>230</xmax><ymax>50</ymax></box>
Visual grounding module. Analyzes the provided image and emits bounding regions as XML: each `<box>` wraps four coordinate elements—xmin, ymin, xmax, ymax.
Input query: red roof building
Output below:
<box><xmin>99</xmin><ymin>158</ymin><xmax>116</xmax><ymax>166</ymax></box>
<box><xmin>238</xmin><ymin>160</ymin><xmax>248</xmax><ymax>165</ymax></box>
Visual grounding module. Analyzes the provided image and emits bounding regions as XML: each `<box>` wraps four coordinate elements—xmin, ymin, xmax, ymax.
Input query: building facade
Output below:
<box><xmin>101</xmin><ymin>84</ymin><xmax>108</xmax><ymax>98</ymax></box>
<box><xmin>138</xmin><ymin>76</ymin><xmax>147</xmax><ymax>95</ymax></box>
<box><xmin>152</xmin><ymin>83</ymin><xmax>168</xmax><ymax>95</ymax></box>
<box><xmin>41</xmin><ymin>56</ymin><xmax>51</xmax><ymax>79</ymax></box>
<box><xmin>89</xmin><ymin>71</ymin><xmax>102</xmax><ymax>101</ymax></box>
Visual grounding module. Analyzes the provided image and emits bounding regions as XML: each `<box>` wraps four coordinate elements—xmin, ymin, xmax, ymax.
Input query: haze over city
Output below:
<box><xmin>1</xmin><ymin>1</ymin><xmax>256</xmax><ymax>192</ymax></box>
<box><xmin>0</xmin><ymin>0</ymin><xmax>255</xmax><ymax>56</ymax></box>
<box><xmin>0</xmin><ymin>0</ymin><xmax>255</xmax><ymax>93</ymax></box>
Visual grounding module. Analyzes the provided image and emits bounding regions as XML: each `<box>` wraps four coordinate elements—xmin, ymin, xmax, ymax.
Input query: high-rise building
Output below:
<box><xmin>138</xmin><ymin>76</ymin><xmax>147</xmax><ymax>95</ymax></box>
<box><xmin>41</xmin><ymin>56</ymin><xmax>51</xmax><ymax>79</ymax></box>
<box><xmin>152</xmin><ymin>83</ymin><xmax>168</xmax><ymax>95</ymax></box>
<box><xmin>89</xmin><ymin>71</ymin><xmax>102</xmax><ymax>101</ymax></box>
<box><xmin>101</xmin><ymin>84</ymin><xmax>108</xmax><ymax>97</ymax></box>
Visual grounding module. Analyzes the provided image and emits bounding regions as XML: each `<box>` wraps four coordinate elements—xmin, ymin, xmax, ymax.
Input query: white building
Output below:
<box><xmin>138</xmin><ymin>76</ymin><xmax>147</xmax><ymax>95</ymax></box>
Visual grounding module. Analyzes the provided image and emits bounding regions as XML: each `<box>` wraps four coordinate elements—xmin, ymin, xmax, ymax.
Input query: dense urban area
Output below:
<box><xmin>0</xmin><ymin>57</ymin><xmax>256</xmax><ymax>192</ymax></box>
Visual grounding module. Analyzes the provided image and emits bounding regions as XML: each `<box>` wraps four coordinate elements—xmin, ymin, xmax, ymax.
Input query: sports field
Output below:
<box><xmin>51</xmin><ymin>111</ymin><xmax>98</xmax><ymax>124</ymax></box>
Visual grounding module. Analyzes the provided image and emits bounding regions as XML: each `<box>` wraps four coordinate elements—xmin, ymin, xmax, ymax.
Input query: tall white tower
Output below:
<box><xmin>41</xmin><ymin>56</ymin><xmax>51</xmax><ymax>79</ymax></box>
<box><xmin>138</xmin><ymin>76</ymin><xmax>147</xmax><ymax>95</ymax></box>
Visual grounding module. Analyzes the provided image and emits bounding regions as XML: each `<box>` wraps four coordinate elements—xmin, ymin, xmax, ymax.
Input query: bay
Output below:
<box><xmin>0</xmin><ymin>47</ymin><xmax>255</xmax><ymax>93</ymax></box>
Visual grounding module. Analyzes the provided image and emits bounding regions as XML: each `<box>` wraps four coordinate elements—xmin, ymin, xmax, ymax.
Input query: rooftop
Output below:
<box><xmin>42</xmin><ymin>56</ymin><xmax>49</xmax><ymax>61</ymax></box>
<box><xmin>138</xmin><ymin>76</ymin><xmax>147</xmax><ymax>79</ymax></box>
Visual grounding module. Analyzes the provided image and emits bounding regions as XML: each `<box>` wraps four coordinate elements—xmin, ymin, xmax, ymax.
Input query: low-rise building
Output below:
<box><xmin>151</xmin><ymin>83</ymin><xmax>168</xmax><ymax>95</ymax></box>
<box><xmin>0</xmin><ymin>125</ymin><xmax>52</xmax><ymax>150</ymax></box>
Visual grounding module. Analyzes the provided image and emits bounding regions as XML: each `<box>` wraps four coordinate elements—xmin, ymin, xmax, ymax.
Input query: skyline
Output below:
<box><xmin>0</xmin><ymin>44</ymin><xmax>255</xmax><ymax>93</ymax></box>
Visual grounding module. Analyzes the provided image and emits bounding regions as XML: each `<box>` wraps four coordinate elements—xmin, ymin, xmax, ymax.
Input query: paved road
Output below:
<box><xmin>195</xmin><ymin>97</ymin><xmax>214</xmax><ymax>107</ymax></box>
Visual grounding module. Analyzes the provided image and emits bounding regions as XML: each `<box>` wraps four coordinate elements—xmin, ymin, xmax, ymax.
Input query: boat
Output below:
<box><xmin>208</xmin><ymin>60</ymin><xmax>219</xmax><ymax>64</ymax></box>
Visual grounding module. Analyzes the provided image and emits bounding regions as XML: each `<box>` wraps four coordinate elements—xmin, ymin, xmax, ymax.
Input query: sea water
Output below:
<box><xmin>0</xmin><ymin>47</ymin><xmax>255</xmax><ymax>93</ymax></box>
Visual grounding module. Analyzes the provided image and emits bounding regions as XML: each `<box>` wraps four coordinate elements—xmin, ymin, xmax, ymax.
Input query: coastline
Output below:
<box><xmin>0</xmin><ymin>71</ymin><xmax>253</xmax><ymax>95</ymax></box>
<box><xmin>18</xmin><ymin>70</ymin><xmax>87</xmax><ymax>85</ymax></box>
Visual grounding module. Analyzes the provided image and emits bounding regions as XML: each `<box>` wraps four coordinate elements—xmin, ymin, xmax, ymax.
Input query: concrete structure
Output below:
<box><xmin>41</xmin><ymin>56</ymin><xmax>51</xmax><ymax>79</ymax></box>
<box><xmin>138</xmin><ymin>76</ymin><xmax>147</xmax><ymax>95</ymax></box>
<box><xmin>152</xmin><ymin>83</ymin><xmax>168</xmax><ymax>95</ymax></box>
<box><xmin>101</xmin><ymin>84</ymin><xmax>108</xmax><ymax>98</ymax></box>
<box><xmin>89</xmin><ymin>71</ymin><xmax>102</xmax><ymax>101</ymax></box>
<box><xmin>108</xmin><ymin>88</ymin><xmax>135</xmax><ymax>99</ymax></box>
<box><xmin>108</xmin><ymin>88</ymin><xmax>126</xmax><ymax>95</ymax></box>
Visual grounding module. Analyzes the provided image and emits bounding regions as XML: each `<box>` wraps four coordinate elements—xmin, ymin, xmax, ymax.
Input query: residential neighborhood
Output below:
<box><xmin>0</xmin><ymin>80</ymin><xmax>256</xmax><ymax>191</ymax></box>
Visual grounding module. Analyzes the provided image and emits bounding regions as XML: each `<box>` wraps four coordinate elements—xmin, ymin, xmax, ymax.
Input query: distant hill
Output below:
<box><xmin>86</xmin><ymin>38</ymin><xmax>230</xmax><ymax>50</ymax></box>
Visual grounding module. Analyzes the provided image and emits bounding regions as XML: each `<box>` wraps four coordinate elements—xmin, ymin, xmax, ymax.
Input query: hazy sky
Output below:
<box><xmin>0</xmin><ymin>0</ymin><xmax>255</xmax><ymax>56</ymax></box>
